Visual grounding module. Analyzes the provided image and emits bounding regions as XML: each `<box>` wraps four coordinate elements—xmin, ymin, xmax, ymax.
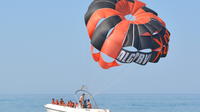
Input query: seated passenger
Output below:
<box><xmin>60</xmin><ymin>98</ymin><xmax>64</xmax><ymax>106</ymax></box>
<box><xmin>78</xmin><ymin>100</ymin><xmax>83</xmax><ymax>108</ymax></box>
<box><xmin>75</xmin><ymin>102</ymin><xmax>79</xmax><ymax>108</ymax></box>
<box><xmin>87</xmin><ymin>99</ymin><xmax>92</xmax><ymax>109</ymax></box>
<box><xmin>55</xmin><ymin>99</ymin><xmax>59</xmax><ymax>105</ymax></box>
<box><xmin>69</xmin><ymin>100</ymin><xmax>72</xmax><ymax>107</ymax></box>
<box><xmin>63</xmin><ymin>101</ymin><xmax>67</xmax><ymax>106</ymax></box>
<box><xmin>66</xmin><ymin>101</ymin><xmax>69</xmax><ymax>107</ymax></box>
<box><xmin>51</xmin><ymin>98</ymin><xmax>56</xmax><ymax>104</ymax></box>
<box><xmin>72</xmin><ymin>102</ymin><xmax>75</xmax><ymax>108</ymax></box>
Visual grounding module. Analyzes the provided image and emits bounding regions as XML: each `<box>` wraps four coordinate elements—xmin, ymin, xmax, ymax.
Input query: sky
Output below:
<box><xmin>0</xmin><ymin>0</ymin><xmax>200</xmax><ymax>95</ymax></box>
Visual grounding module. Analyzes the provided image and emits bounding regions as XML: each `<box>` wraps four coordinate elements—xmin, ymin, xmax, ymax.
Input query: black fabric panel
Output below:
<box><xmin>160</xmin><ymin>45</ymin><xmax>168</xmax><ymax>57</ymax></box>
<box><xmin>144</xmin><ymin>23</ymin><xmax>157</xmax><ymax>34</ymax></box>
<box><xmin>88</xmin><ymin>0</ymin><xmax>117</xmax><ymax>10</ymax></box>
<box><xmin>127</xmin><ymin>0</ymin><xmax>135</xmax><ymax>3</ymax></box>
<box><xmin>142</xmin><ymin>7</ymin><xmax>158</xmax><ymax>16</ymax></box>
<box><xmin>137</xmin><ymin>24</ymin><xmax>152</xmax><ymax>50</ymax></box>
<box><xmin>149</xmin><ymin>51</ymin><xmax>161</xmax><ymax>63</ymax></box>
<box><xmin>158</xmin><ymin>28</ymin><xmax>167</xmax><ymax>45</ymax></box>
<box><xmin>157</xmin><ymin>27</ymin><xmax>166</xmax><ymax>37</ymax></box>
<box><xmin>151</xmin><ymin>27</ymin><xmax>168</xmax><ymax>49</ymax></box>
<box><xmin>133</xmin><ymin>24</ymin><xmax>140</xmax><ymax>50</ymax></box>
<box><xmin>137</xmin><ymin>24</ymin><xmax>151</xmax><ymax>36</ymax></box>
<box><xmin>85</xmin><ymin>1</ymin><xmax>116</xmax><ymax>25</ymax></box>
<box><xmin>148</xmin><ymin>19</ymin><xmax>163</xmax><ymax>31</ymax></box>
<box><xmin>91</xmin><ymin>16</ymin><xmax>122</xmax><ymax>51</ymax></box>
<box><xmin>116</xmin><ymin>49</ymin><xmax>151</xmax><ymax>65</ymax></box>
<box><xmin>116</xmin><ymin>49</ymin><xmax>137</xmax><ymax>63</ymax></box>
<box><xmin>139</xmin><ymin>36</ymin><xmax>153</xmax><ymax>50</ymax></box>
<box><xmin>123</xmin><ymin>24</ymin><xmax>133</xmax><ymax>47</ymax></box>
<box><xmin>149</xmin><ymin>20</ymin><xmax>166</xmax><ymax>50</ymax></box>
<box><xmin>93</xmin><ymin>0</ymin><xmax>118</xmax><ymax>4</ymax></box>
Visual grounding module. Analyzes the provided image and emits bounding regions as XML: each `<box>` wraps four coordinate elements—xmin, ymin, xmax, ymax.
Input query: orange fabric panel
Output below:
<box><xmin>164</xmin><ymin>31</ymin><xmax>170</xmax><ymax>43</ymax></box>
<box><xmin>132</xmin><ymin>0</ymin><xmax>146</xmax><ymax>14</ymax></box>
<box><xmin>86</xmin><ymin>8</ymin><xmax>123</xmax><ymax>39</ymax></box>
<box><xmin>115</xmin><ymin>0</ymin><xmax>145</xmax><ymax>17</ymax></box>
<box><xmin>115</xmin><ymin>0</ymin><xmax>130</xmax><ymax>16</ymax></box>
<box><xmin>101</xmin><ymin>20</ymin><xmax>130</xmax><ymax>59</ymax></box>
<box><xmin>165</xmin><ymin>30</ymin><xmax>170</xmax><ymax>40</ymax></box>
<box><xmin>91</xmin><ymin>46</ymin><xmax>120</xmax><ymax>69</ymax></box>
<box><xmin>98</xmin><ymin>54</ymin><xmax>120</xmax><ymax>69</ymax></box>
<box><xmin>134</xmin><ymin>8</ymin><xmax>146</xmax><ymax>16</ymax></box>
<box><xmin>91</xmin><ymin>46</ymin><xmax>100</xmax><ymax>62</ymax></box>
<box><xmin>128</xmin><ymin>1</ymin><xmax>135</xmax><ymax>14</ymax></box>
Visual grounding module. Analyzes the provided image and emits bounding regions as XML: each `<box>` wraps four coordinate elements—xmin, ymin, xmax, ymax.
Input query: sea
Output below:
<box><xmin>0</xmin><ymin>94</ymin><xmax>200</xmax><ymax>112</ymax></box>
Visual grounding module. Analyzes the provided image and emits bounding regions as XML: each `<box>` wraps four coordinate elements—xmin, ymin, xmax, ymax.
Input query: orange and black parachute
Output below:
<box><xmin>85</xmin><ymin>0</ymin><xmax>170</xmax><ymax>69</ymax></box>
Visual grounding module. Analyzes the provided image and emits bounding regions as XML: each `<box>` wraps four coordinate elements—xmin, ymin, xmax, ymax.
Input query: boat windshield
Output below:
<box><xmin>74</xmin><ymin>86</ymin><xmax>98</xmax><ymax>109</ymax></box>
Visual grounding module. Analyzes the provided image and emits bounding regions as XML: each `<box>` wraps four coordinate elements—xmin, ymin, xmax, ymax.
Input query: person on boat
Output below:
<box><xmin>67</xmin><ymin>101</ymin><xmax>70</xmax><ymax>107</ymax></box>
<box><xmin>75</xmin><ymin>102</ymin><xmax>79</xmax><ymax>108</ymax></box>
<box><xmin>87</xmin><ymin>99</ymin><xmax>92</xmax><ymax>109</ymax></box>
<box><xmin>78</xmin><ymin>100</ymin><xmax>83</xmax><ymax>108</ymax></box>
<box><xmin>66</xmin><ymin>101</ymin><xmax>69</xmax><ymax>106</ymax></box>
<box><xmin>79</xmin><ymin>93</ymin><xmax>85</xmax><ymax>103</ymax></box>
<box><xmin>55</xmin><ymin>99</ymin><xmax>59</xmax><ymax>105</ymax></box>
<box><xmin>63</xmin><ymin>101</ymin><xmax>67</xmax><ymax>106</ymax></box>
<box><xmin>60</xmin><ymin>98</ymin><xmax>64</xmax><ymax>106</ymax></box>
<box><xmin>51</xmin><ymin>98</ymin><xmax>56</xmax><ymax>104</ymax></box>
<box><xmin>67</xmin><ymin>100</ymin><xmax>73</xmax><ymax>107</ymax></box>
<box><xmin>72</xmin><ymin>101</ymin><xmax>75</xmax><ymax>108</ymax></box>
<box><xmin>83</xmin><ymin>100</ymin><xmax>87</xmax><ymax>108</ymax></box>
<box><xmin>69</xmin><ymin>100</ymin><xmax>73</xmax><ymax>107</ymax></box>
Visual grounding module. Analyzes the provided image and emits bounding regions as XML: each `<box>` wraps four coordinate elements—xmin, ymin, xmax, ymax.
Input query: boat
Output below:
<box><xmin>45</xmin><ymin>104</ymin><xmax>110</xmax><ymax>112</ymax></box>
<box><xmin>44</xmin><ymin>86</ymin><xmax>111</xmax><ymax>112</ymax></box>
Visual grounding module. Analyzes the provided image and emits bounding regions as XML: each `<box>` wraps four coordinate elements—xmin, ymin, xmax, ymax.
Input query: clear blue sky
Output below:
<box><xmin>0</xmin><ymin>0</ymin><xmax>199</xmax><ymax>94</ymax></box>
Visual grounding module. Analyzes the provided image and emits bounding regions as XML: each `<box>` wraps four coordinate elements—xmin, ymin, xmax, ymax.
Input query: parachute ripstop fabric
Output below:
<box><xmin>85</xmin><ymin>0</ymin><xmax>171</xmax><ymax>69</ymax></box>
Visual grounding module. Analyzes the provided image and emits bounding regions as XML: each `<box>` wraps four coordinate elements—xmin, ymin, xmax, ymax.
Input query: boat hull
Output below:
<box><xmin>45</xmin><ymin>104</ymin><xmax>110</xmax><ymax>112</ymax></box>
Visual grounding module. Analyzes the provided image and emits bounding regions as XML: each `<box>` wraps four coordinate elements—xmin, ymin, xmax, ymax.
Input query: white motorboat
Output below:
<box><xmin>45</xmin><ymin>104</ymin><xmax>110</xmax><ymax>112</ymax></box>
<box><xmin>44</xmin><ymin>87</ymin><xmax>110</xmax><ymax>112</ymax></box>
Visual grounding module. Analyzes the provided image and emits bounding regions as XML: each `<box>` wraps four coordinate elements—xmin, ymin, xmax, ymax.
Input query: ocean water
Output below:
<box><xmin>0</xmin><ymin>94</ymin><xmax>200</xmax><ymax>112</ymax></box>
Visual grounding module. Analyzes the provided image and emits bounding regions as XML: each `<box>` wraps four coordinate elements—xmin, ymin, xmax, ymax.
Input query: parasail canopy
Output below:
<box><xmin>85</xmin><ymin>0</ymin><xmax>171</xmax><ymax>69</ymax></box>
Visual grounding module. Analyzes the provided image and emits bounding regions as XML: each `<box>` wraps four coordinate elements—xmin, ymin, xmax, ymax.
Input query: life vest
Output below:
<box><xmin>51</xmin><ymin>100</ymin><xmax>55</xmax><ymax>104</ymax></box>
<box><xmin>87</xmin><ymin>103</ymin><xmax>92</xmax><ymax>109</ymax></box>
<box><xmin>75</xmin><ymin>103</ymin><xmax>78</xmax><ymax>108</ymax></box>
<box><xmin>55</xmin><ymin>100</ymin><xmax>59</xmax><ymax>105</ymax></box>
